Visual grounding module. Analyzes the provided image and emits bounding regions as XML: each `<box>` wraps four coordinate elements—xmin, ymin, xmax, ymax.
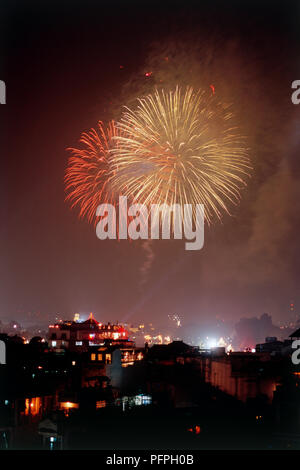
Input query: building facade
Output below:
<box><xmin>48</xmin><ymin>313</ymin><xmax>129</xmax><ymax>351</ymax></box>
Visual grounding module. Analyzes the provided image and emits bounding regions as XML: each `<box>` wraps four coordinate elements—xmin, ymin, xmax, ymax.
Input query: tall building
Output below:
<box><xmin>48</xmin><ymin>313</ymin><xmax>130</xmax><ymax>351</ymax></box>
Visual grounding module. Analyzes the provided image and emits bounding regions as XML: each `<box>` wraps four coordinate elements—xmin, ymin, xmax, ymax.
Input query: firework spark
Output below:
<box><xmin>65</xmin><ymin>121</ymin><xmax>118</xmax><ymax>224</ymax></box>
<box><xmin>110</xmin><ymin>86</ymin><xmax>251</xmax><ymax>224</ymax></box>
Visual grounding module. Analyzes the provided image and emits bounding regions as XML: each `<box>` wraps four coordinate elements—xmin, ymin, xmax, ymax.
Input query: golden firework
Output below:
<box><xmin>110</xmin><ymin>87</ymin><xmax>251</xmax><ymax>224</ymax></box>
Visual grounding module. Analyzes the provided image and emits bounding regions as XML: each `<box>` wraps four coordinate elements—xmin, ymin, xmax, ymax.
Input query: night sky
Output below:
<box><xmin>1</xmin><ymin>0</ymin><xmax>300</xmax><ymax>326</ymax></box>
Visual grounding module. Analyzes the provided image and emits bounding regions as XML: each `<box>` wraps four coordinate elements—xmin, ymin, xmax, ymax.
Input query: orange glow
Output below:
<box><xmin>96</xmin><ymin>400</ymin><xmax>106</xmax><ymax>409</ymax></box>
<box><xmin>25</xmin><ymin>397</ymin><xmax>41</xmax><ymax>416</ymax></box>
<box><xmin>60</xmin><ymin>401</ymin><xmax>79</xmax><ymax>415</ymax></box>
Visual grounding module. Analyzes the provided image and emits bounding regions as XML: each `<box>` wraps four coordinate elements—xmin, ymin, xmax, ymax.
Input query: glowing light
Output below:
<box><xmin>25</xmin><ymin>397</ymin><xmax>41</xmax><ymax>416</ymax></box>
<box><xmin>217</xmin><ymin>337</ymin><xmax>226</xmax><ymax>347</ymax></box>
<box><xmin>207</xmin><ymin>338</ymin><xmax>217</xmax><ymax>349</ymax></box>
<box><xmin>96</xmin><ymin>400</ymin><xmax>106</xmax><ymax>409</ymax></box>
<box><xmin>195</xmin><ymin>425</ymin><xmax>201</xmax><ymax>434</ymax></box>
<box><xmin>60</xmin><ymin>401</ymin><xmax>79</xmax><ymax>415</ymax></box>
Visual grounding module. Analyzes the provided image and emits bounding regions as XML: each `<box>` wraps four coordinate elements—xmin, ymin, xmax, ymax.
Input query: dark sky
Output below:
<box><xmin>1</xmin><ymin>0</ymin><xmax>300</xmax><ymax>326</ymax></box>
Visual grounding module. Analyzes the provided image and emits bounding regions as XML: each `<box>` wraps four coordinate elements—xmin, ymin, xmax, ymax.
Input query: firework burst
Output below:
<box><xmin>110</xmin><ymin>86</ymin><xmax>251</xmax><ymax>224</ymax></box>
<box><xmin>65</xmin><ymin>121</ymin><xmax>119</xmax><ymax>224</ymax></box>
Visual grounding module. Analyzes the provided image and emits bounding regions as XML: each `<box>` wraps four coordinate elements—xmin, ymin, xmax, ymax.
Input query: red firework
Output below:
<box><xmin>65</xmin><ymin>121</ymin><xmax>118</xmax><ymax>224</ymax></box>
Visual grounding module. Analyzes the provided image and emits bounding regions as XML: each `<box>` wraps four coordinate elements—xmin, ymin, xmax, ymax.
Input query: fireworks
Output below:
<box><xmin>65</xmin><ymin>121</ymin><xmax>118</xmax><ymax>224</ymax></box>
<box><xmin>65</xmin><ymin>87</ymin><xmax>251</xmax><ymax>228</ymax></box>
<box><xmin>110</xmin><ymin>86</ymin><xmax>251</xmax><ymax>224</ymax></box>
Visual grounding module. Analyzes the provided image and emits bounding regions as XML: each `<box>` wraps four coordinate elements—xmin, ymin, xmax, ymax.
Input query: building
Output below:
<box><xmin>290</xmin><ymin>327</ymin><xmax>300</xmax><ymax>340</ymax></box>
<box><xmin>145</xmin><ymin>340</ymin><xmax>200</xmax><ymax>365</ymax></box>
<box><xmin>200</xmin><ymin>350</ymin><xmax>286</xmax><ymax>404</ymax></box>
<box><xmin>48</xmin><ymin>313</ymin><xmax>129</xmax><ymax>352</ymax></box>
<box><xmin>256</xmin><ymin>336</ymin><xmax>294</xmax><ymax>356</ymax></box>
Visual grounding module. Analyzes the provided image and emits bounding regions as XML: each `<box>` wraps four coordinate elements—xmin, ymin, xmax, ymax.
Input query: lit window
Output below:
<box><xmin>97</xmin><ymin>354</ymin><xmax>103</xmax><ymax>361</ymax></box>
<box><xmin>75</xmin><ymin>341</ymin><xmax>82</xmax><ymax>346</ymax></box>
<box><xmin>25</xmin><ymin>397</ymin><xmax>41</xmax><ymax>415</ymax></box>
<box><xmin>91</xmin><ymin>353</ymin><xmax>96</xmax><ymax>361</ymax></box>
<box><xmin>59</xmin><ymin>401</ymin><xmax>79</xmax><ymax>416</ymax></box>
<box><xmin>105</xmin><ymin>354</ymin><xmax>111</xmax><ymax>364</ymax></box>
<box><xmin>52</xmin><ymin>341</ymin><xmax>57</xmax><ymax>347</ymax></box>
<box><xmin>96</xmin><ymin>400</ymin><xmax>106</xmax><ymax>409</ymax></box>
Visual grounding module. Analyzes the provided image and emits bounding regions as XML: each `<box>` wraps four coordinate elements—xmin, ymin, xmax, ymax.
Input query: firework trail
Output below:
<box><xmin>110</xmin><ymin>86</ymin><xmax>251</xmax><ymax>224</ymax></box>
<box><xmin>139</xmin><ymin>240</ymin><xmax>155</xmax><ymax>288</ymax></box>
<box><xmin>65</xmin><ymin>121</ymin><xmax>119</xmax><ymax>224</ymax></box>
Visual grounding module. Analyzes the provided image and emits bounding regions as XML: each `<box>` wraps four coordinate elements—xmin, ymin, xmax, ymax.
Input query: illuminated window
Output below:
<box><xmin>96</xmin><ymin>400</ymin><xmax>106</xmax><ymax>409</ymax></box>
<box><xmin>52</xmin><ymin>341</ymin><xmax>57</xmax><ymax>347</ymax></box>
<box><xmin>75</xmin><ymin>341</ymin><xmax>82</xmax><ymax>346</ymax></box>
<box><xmin>105</xmin><ymin>353</ymin><xmax>111</xmax><ymax>364</ymax></box>
<box><xmin>97</xmin><ymin>353</ymin><xmax>103</xmax><ymax>361</ymax></box>
<box><xmin>91</xmin><ymin>353</ymin><xmax>96</xmax><ymax>361</ymax></box>
<box><xmin>59</xmin><ymin>401</ymin><xmax>79</xmax><ymax>416</ymax></box>
<box><xmin>25</xmin><ymin>397</ymin><xmax>41</xmax><ymax>416</ymax></box>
